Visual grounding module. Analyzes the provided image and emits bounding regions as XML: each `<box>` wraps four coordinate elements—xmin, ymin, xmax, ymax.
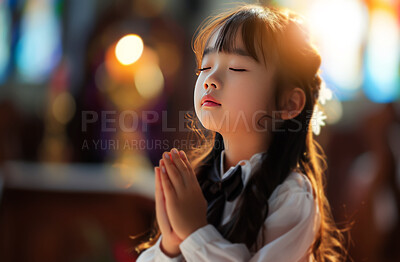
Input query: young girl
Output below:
<box><xmin>135</xmin><ymin>3</ymin><xmax>349</xmax><ymax>262</ymax></box>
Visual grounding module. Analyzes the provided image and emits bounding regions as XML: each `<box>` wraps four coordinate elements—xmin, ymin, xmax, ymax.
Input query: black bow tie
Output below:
<box><xmin>201</xmin><ymin>151</ymin><xmax>244</xmax><ymax>228</ymax></box>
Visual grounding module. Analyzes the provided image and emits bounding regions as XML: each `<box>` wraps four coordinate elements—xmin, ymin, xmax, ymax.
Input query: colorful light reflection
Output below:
<box><xmin>15</xmin><ymin>0</ymin><xmax>62</xmax><ymax>83</ymax></box>
<box><xmin>308</xmin><ymin>0</ymin><xmax>368</xmax><ymax>101</ymax></box>
<box><xmin>0</xmin><ymin>1</ymin><xmax>11</xmax><ymax>84</ymax></box>
<box><xmin>363</xmin><ymin>8</ymin><xmax>400</xmax><ymax>103</ymax></box>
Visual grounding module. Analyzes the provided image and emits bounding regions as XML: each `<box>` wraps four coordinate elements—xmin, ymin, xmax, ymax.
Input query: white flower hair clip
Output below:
<box><xmin>310</xmin><ymin>79</ymin><xmax>333</xmax><ymax>136</ymax></box>
<box><xmin>318</xmin><ymin>81</ymin><xmax>333</xmax><ymax>105</ymax></box>
<box><xmin>311</xmin><ymin>104</ymin><xmax>327</xmax><ymax>136</ymax></box>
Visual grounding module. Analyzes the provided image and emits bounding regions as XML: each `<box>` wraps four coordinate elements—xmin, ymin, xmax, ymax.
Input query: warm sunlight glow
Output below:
<box><xmin>308</xmin><ymin>0</ymin><xmax>368</xmax><ymax>100</ymax></box>
<box><xmin>364</xmin><ymin>9</ymin><xmax>400</xmax><ymax>103</ymax></box>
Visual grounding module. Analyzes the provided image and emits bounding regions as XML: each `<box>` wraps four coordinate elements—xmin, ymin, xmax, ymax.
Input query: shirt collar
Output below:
<box><xmin>220</xmin><ymin>149</ymin><xmax>267</xmax><ymax>187</ymax></box>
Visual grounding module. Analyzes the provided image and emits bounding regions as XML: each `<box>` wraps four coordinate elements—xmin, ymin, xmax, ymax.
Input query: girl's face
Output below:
<box><xmin>194</xmin><ymin>25</ymin><xmax>276</xmax><ymax>134</ymax></box>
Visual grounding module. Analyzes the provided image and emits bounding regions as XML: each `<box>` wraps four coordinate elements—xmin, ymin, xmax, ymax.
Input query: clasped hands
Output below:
<box><xmin>154</xmin><ymin>148</ymin><xmax>208</xmax><ymax>257</ymax></box>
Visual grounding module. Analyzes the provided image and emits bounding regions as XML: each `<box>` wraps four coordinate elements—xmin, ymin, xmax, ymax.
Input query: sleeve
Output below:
<box><xmin>179</xmin><ymin>224</ymin><xmax>251</xmax><ymax>262</ymax></box>
<box><xmin>136</xmin><ymin>234</ymin><xmax>184</xmax><ymax>262</ymax></box>
<box><xmin>178</xmin><ymin>190</ymin><xmax>320</xmax><ymax>262</ymax></box>
<box><xmin>249</xmin><ymin>190</ymin><xmax>321</xmax><ymax>262</ymax></box>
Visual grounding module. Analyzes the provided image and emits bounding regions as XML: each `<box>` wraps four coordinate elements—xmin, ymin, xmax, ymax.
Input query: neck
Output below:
<box><xmin>221</xmin><ymin>131</ymin><xmax>270</xmax><ymax>174</ymax></box>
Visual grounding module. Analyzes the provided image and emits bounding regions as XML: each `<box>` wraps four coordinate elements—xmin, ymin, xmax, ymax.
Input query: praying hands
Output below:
<box><xmin>154</xmin><ymin>148</ymin><xmax>208</xmax><ymax>257</ymax></box>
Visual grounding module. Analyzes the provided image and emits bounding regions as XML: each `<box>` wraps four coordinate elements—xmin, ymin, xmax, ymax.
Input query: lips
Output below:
<box><xmin>201</xmin><ymin>94</ymin><xmax>221</xmax><ymax>106</ymax></box>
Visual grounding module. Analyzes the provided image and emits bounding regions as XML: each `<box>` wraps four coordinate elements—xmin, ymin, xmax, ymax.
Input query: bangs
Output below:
<box><xmin>193</xmin><ymin>5</ymin><xmax>279</xmax><ymax>70</ymax></box>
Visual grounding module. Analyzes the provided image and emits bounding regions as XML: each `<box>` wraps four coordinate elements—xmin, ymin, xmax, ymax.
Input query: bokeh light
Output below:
<box><xmin>134</xmin><ymin>63</ymin><xmax>164</xmax><ymax>100</ymax></box>
<box><xmin>105</xmin><ymin>43</ymin><xmax>135</xmax><ymax>83</ymax></box>
<box><xmin>0</xmin><ymin>1</ymin><xmax>11</xmax><ymax>84</ymax></box>
<box><xmin>102</xmin><ymin>42</ymin><xmax>163</xmax><ymax>110</ymax></box>
<box><xmin>15</xmin><ymin>0</ymin><xmax>62</xmax><ymax>83</ymax></box>
<box><xmin>115</xmin><ymin>34</ymin><xmax>144</xmax><ymax>65</ymax></box>
<box><xmin>102</xmin><ymin>40</ymin><xmax>164</xmax><ymax>110</ymax></box>
<box><xmin>363</xmin><ymin>8</ymin><xmax>400</xmax><ymax>103</ymax></box>
<box><xmin>308</xmin><ymin>0</ymin><xmax>368</xmax><ymax>101</ymax></box>
<box><xmin>105</xmin><ymin>42</ymin><xmax>159</xmax><ymax>82</ymax></box>
<box><xmin>52</xmin><ymin>91</ymin><xmax>76</xmax><ymax>124</ymax></box>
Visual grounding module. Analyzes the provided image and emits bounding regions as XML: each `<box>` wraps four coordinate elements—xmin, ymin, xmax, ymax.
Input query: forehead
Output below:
<box><xmin>206</xmin><ymin>25</ymin><xmax>244</xmax><ymax>49</ymax></box>
<box><xmin>203</xmin><ymin>25</ymin><xmax>258</xmax><ymax>62</ymax></box>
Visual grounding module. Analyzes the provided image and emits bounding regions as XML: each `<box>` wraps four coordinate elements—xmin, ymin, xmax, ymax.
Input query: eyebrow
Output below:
<box><xmin>203</xmin><ymin>46</ymin><xmax>256</xmax><ymax>61</ymax></box>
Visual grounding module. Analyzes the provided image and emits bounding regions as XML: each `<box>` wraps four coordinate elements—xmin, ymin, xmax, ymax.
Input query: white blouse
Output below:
<box><xmin>137</xmin><ymin>150</ymin><xmax>321</xmax><ymax>262</ymax></box>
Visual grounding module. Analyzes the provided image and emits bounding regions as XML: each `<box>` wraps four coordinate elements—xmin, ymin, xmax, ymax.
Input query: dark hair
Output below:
<box><xmin>134</xmin><ymin>3</ymin><xmax>351</xmax><ymax>261</ymax></box>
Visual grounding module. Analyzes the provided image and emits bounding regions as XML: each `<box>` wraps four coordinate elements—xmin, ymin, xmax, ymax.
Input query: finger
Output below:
<box><xmin>159</xmin><ymin>159</ymin><xmax>170</xmax><ymax>196</ymax></box>
<box><xmin>179</xmin><ymin>150</ymin><xmax>195</xmax><ymax>176</ymax></box>
<box><xmin>155</xmin><ymin>166</ymin><xmax>166</xmax><ymax>200</ymax></box>
<box><xmin>158</xmin><ymin>167</ymin><xmax>175</xmax><ymax>233</ymax></box>
<box><xmin>160</xmin><ymin>161</ymin><xmax>178</xmax><ymax>201</ymax></box>
<box><xmin>179</xmin><ymin>150</ymin><xmax>197</xmax><ymax>182</ymax></box>
<box><xmin>170</xmin><ymin>148</ymin><xmax>189</xmax><ymax>177</ymax></box>
<box><xmin>155</xmin><ymin>167</ymin><xmax>172</xmax><ymax>233</ymax></box>
<box><xmin>162</xmin><ymin>152</ymin><xmax>185</xmax><ymax>188</ymax></box>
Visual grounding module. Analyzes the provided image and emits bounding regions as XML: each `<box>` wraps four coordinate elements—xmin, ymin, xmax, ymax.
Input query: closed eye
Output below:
<box><xmin>195</xmin><ymin>67</ymin><xmax>247</xmax><ymax>76</ymax></box>
<box><xmin>229</xmin><ymin>68</ymin><xmax>247</xmax><ymax>72</ymax></box>
<box><xmin>195</xmin><ymin>67</ymin><xmax>211</xmax><ymax>76</ymax></box>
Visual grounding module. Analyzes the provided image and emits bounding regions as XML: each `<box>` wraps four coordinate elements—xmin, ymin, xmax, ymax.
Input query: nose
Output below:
<box><xmin>204</xmin><ymin>74</ymin><xmax>221</xmax><ymax>90</ymax></box>
<box><xmin>204</xmin><ymin>82</ymin><xmax>217</xmax><ymax>90</ymax></box>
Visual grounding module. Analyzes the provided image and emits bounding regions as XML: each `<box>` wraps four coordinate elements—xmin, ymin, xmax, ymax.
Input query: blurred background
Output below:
<box><xmin>0</xmin><ymin>0</ymin><xmax>399</xmax><ymax>261</ymax></box>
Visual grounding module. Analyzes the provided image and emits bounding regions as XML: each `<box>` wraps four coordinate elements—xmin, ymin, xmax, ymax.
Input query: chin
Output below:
<box><xmin>197</xmin><ymin>112</ymin><xmax>224</xmax><ymax>132</ymax></box>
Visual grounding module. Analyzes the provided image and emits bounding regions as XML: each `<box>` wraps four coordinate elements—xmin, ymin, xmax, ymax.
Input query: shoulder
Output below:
<box><xmin>251</xmin><ymin>171</ymin><xmax>321</xmax><ymax>257</ymax></box>
<box><xmin>266</xmin><ymin>171</ymin><xmax>318</xmax><ymax>224</ymax></box>
<box><xmin>269</xmin><ymin>170</ymin><xmax>314</xmax><ymax>203</ymax></box>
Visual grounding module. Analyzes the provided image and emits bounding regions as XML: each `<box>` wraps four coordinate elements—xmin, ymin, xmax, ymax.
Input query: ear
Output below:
<box><xmin>280</xmin><ymin>87</ymin><xmax>306</xmax><ymax>120</ymax></box>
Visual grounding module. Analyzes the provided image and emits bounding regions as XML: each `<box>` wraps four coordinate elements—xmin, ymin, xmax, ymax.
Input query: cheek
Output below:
<box><xmin>225</xmin><ymin>81</ymin><xmax>263</xmax><ymax>108</ymax></box>
<box><xmin>193</xmin><ymin>79</ymin><xmax>203</xmax><ymax>113</ymax></box>
<box><xmin>225</xmin><ymin>82</ymin><xmax>270</xmax><ymax>119</ymax></box>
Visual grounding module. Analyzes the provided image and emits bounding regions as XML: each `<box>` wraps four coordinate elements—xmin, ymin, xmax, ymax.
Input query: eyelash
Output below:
<box><xmin>195</xmin><ymin>67</ymin><xmax>247</xmax><ymax>75</ymax></box>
